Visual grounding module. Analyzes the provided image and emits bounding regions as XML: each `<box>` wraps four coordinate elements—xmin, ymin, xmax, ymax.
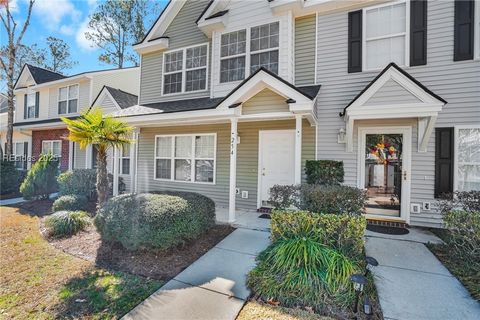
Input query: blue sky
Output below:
<box><xmin>1</xmin><ymin>0</ymin><xmax>168</xmax><ymax>91</ymax></box>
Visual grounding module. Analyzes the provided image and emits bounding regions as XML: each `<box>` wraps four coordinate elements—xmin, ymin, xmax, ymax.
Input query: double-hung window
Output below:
<box><xmin>250</xmin><ymin>22</ymin><xmax>279</xmax><ymax>74</ymax></box>
<box><xmin>163</xmin><ymin>44</ymin><xmax>208</xmax><ymax>95</ymax></box>
<box><xmin>155</xmin><ymin>134</ymin><xmax>216</xmax><ymax>183</ymax></box>
<box><xmin>220</xmin><ymin>21</ymin><xmax>280</xmax><ymax>83</ymax></box>
<box><xmin>26</xmin><ymin>93</ymin><xmax>36</xmax><ymax>119</ymax></box>
<box><xmin>13</xmin><ymin>142</ymin><xmax>26</xmax><ymax>170</ymax></box>
<box><xmin>42</xmin><ymin>140</ymin><xmax>62</xmax><ymax>167</ymax></box>
<box><xmin>364</xmin><ymin>1</ymin><xmax>408</xmax><ymax>70</ymax></box>
<box><xmin>220</xmin><ymin>29</ymin><xmax>247</xmax><ymax>83</ymax></box>
<box><xmin>58</xmin><ymin>84</ymin><xmax>79</xmax><ymax>114</ymax></box>
<box><xmin>120</xmin><ymin>145</ymin><xmax>130</xmax><ymax>175</ymax></box>
<box><xmin>456</xmin><ymin>127</ymin><xmax>480</xmax><ymax>191</ymax></box>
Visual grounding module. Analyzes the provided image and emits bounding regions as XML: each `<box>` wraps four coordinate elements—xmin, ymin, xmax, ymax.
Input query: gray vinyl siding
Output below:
<box><xmin>73</xmin><ymin>143</ymin><xmax>86</xmax><ymax>169</ymax></box>
<box><xmin>365</xmin><ymin>78</ymin><xmax>421</xmax><ymax>106</ymax></box>
<box><xmin>139</xmin><ymin>0</ymin><xmax>211</xmax><ymax>105</ymax></box>
<box><xmin>242</xmin><ymin>89</ymin><xmax>289</xmax><ymax>115</ymax></box>
<box><xmin>136</xmin><ymin>120</ymin><xmax>315</xmax><ymax>212</ymax></box>
<box><xmin>315</xmin><ymin>0</ymin><xmax>480</xmax><ymax>228</ymax></box>
<box><xmin>294</xmin><ymin>15</ymin><xmax>316</xmax><ymax>86</ymax></box>
<box><xmin>98</xmin><ymin>94</ymin><xmax>119</xmax><ymax>115</ymax></box>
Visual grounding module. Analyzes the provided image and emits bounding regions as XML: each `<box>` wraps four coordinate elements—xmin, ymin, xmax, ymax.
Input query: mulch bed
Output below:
<box><xmin>47</xmin><ymin>223</ymin><xmax>234</xmax><ymax>281</ymax></box>
<box><xmin>12</xmin><ymin>199</ymin><xmax>55</xmax><ymax>216</ymax></box>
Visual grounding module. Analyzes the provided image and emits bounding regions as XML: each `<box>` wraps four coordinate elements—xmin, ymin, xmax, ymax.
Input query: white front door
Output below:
<box><xmin>258</xmin><ymin>130</ymin><xmax>296</xmax><ymax>207</ymax></box>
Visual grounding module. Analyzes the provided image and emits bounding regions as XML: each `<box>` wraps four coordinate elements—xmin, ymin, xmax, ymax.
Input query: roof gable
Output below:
<box><xmin>14</xmin><ymin>64</ymin><xmax>66</xmax><ymax>89</ymax></box>
<box><xmin>364</xmin><ymin>78</ymin><xmax>422</xmax><ymax>106</ymax></box>
<box><xmin>91</xmin><ymin>85</ymin><xmax>138</xmax><ymax>110</ymax></box>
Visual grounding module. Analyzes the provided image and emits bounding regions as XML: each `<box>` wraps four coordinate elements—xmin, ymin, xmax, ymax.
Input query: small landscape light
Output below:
<box><xmin>363</xmin><ymin>296</ymin><xmax>372</xmax><ymax>315</ymax></box>
<box><xmin>365</xmin><ymin>256</ymin><xmax>379</xmax><ymax>275</ymax></box>
<box><xmin>350</xmin><ymin>274</ymin><xmax>367</xmax><ymax>314</ymax></box>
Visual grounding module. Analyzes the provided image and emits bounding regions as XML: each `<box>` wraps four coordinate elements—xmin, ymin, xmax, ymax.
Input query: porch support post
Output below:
<box><xmin>294</xmin><ymin>114</ymin><xmax>302</xmax><ymax>184</ymax></box>
<box><xmin>229</xmin><ymin>118</ymin><xmax>238</xmax><ymax>222</ymax></box>
<box><xmin>68</xmin><ymin>141</ymin><xmax>74</xmax><ymax>171</ymax></box>
<box><xmin>86</xmin><ymin>145</ymin><xmax>92</xmax><ymax>169</ymax></box>
<box><xmin>129</xmin><ymin>128</ymin><xmax>139</xmax><ymax>193</ymax></box>
<box><xmin>112</xmin><ymin>146</ymin><xmax>119</xmax><ymax>196</ymax></box>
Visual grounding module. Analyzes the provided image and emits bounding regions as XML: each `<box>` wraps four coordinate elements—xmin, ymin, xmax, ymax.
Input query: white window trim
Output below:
<box><xmin>58</xmin><ymin>83</ymin><xmax>79</xmax><ymax>115</ymax></box>
<box><xmin>454</xmin><ymin>125</ymin><xmax>480</xmax><ymax>192</ymax></box>
<box><xmin>26</xmin><ymin>92</ymin><xmax>36</xmax><ymax>119</ymax></box>
<box><xmin>154</xmin><ymin>133</ymin><xmax>217</xmax><ymax>185</ymax></box>
<box><xmin>119</xmin><ymin>145</ymin><xmax>130</xmax><ymax>176</ymax></box>
<box><xmin>362</xmin><ymin>0</ymin><xmax>410</xmax><ymax>72</ymax></box>
<box><xmin>219</xmin><ymin>20</ymin><xmax>281</xmax><ymax>84</ymax></box>
<box><xmin>161</xmin><ymin>43</ymin><xmax>210</xmax><ymax>96</ymax></box>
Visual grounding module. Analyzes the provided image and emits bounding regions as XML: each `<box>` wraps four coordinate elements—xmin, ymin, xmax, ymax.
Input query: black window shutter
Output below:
<box><xmin>348</xmin><ymin>10</ymin><xmax>362</xmax><ymax>73</ymax></box>
<box><xmin>23</xmin><ymin>142</ymin><xmax>28</xmax><ymax>170</ymax></box>
<box><xmin>435</xmin><ymin>128</ymin><xmax>454</xmax><ymax>198</ymax></box>
<box><xmin>34</xmin><ymin>92</ymin><xmax>40</xmax><ymax>118</ymax></box>
<box><xmin>454</xmin><ymin>0</ymin><xmax>474</xmax><ymax>61</ymax></box>
<box><xmin>23</xmin><ymin>94</ymin><xmax>27</xmax><ymax>119</ymax></box>
<box><xmin>410</xmin><ymin>0</ymin><xmax>427</xmax><ymax>66</ymax></box>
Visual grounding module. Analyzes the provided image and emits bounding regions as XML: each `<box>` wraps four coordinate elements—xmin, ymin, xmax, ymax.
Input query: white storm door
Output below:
<box><xmin>258</xmin><ymin>130</ymin><xmax>296</xmax><ymax>206</ymax></box>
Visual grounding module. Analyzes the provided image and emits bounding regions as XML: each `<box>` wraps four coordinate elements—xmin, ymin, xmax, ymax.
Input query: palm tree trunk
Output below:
<box><xmin>96</xmin><ymin>146</ymin><xmax>108</xmax><ymax>209</ymax></box>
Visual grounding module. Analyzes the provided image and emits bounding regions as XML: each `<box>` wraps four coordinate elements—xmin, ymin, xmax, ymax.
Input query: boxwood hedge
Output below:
<box><xmin>94</xmin><ymin>192</ymin><xmax>215</xmax><ymax>250</ymax></box>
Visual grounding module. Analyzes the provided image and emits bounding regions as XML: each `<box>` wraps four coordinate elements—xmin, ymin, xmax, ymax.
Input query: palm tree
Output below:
<box><xmin>62</xmin><ymin>108</ymin><xmax>133</xmax><ymax>208</ymax></box>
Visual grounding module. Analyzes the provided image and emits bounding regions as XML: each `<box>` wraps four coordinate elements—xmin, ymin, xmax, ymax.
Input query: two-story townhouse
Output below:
<box><xmin>108</xmin><ymin>0</ymin><xmax>479</xmax><ymax>228</ymax></box>
<box><xmin>11</xmin><ymin>64</ymin><xmax>140</xmax><ymax>191</ymax></box>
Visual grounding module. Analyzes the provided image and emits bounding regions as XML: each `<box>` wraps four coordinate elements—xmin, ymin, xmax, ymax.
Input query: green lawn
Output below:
<box><xmin>0</xmin><ymin>206</ymin><xmax>162</xmax><ymax>319</ymax></box>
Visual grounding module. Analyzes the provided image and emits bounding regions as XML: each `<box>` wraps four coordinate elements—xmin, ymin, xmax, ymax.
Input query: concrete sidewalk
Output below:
<box><xmin>0</xmin><ymin>193</ymin><xmax>58</xmax><ymax>206</ymax></box>
<box><xmin>123</xmin><ymin>228</ymin><xmax>271</xmax><ymax>320</ymax></box>
<box><xmin>365</xmin><ymin>228</ymin><xmax>480</xmax><ymax>320</ymax></box>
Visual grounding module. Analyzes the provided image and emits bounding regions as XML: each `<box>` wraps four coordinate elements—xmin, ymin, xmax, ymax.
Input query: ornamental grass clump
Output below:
<box><xmin>45</xmin><ymin>211</ymin><xmax>91</xmax><ymax>237</ymax></box>
<box><xmin>248</xmin><ymin>210</ymin><xmax>367</xmax><ymax>313</ymax></box>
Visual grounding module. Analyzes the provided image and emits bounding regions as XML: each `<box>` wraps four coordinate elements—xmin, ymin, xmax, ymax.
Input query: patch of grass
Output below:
<box><xmin>0</xmin><ymin>206</ymin><xmax>162</xmax><ymax>319</ymax></box>
<box><xmin>237</xmin><ymin>301</ymin><xmax>334</xmax><ymax>320</ymax></box>
<box><xmin>428</xmin><ymin>241</ymin><xmax>480</xmax><ymax>301</ymax></box>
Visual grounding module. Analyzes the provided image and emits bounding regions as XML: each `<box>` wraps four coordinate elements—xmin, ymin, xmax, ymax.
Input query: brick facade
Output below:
<box><xmin>31</xmin><ymin>129</ymin><xmax>70</xmax><ymax>172</ymax></box>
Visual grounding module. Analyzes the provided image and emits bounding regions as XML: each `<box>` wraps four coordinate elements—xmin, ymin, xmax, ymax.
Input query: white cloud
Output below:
<box><xmin>75</xmin><ymin>17</ymin><xmax>97</xmax><ymax>51</ymax></box>
<box><xmin>59</xmin><ymin>24</ymin><xmax>75</xmax><ymax>36</ymax></box>
<box><xmin>34</xmin><ymin>0</ymin><xmax>81</xmax><ymax>31</ymax></box>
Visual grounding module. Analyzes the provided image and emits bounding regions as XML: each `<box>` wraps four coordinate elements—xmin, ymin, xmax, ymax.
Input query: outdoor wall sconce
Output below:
<box><xmin>350</xmin><ymin>274</ymin><xmax>367</xmax><ymax>314</ymax></box>
<box><xmin>337</xmin><ymin>128</ymin><xmax>346</xmax><ymax>143</ymax></box>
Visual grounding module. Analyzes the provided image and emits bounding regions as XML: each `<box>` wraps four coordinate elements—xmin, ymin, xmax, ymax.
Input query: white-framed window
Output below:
<box><xmin>26</xmin><ymin>93</ymin><xmax>36</xmax><ymax>119</ymax></box>
<box><xmin>58</xmin><ymin>84</ymin><xmax>79</xmax><ymax>114</ymax></box>
<box><xmin>220</xmin><ymin>21</ymin><xmax>280</xmax><ymax>83</ymax></box>
<box><xmin>13</xmin><ymin>142</ymin><xmax>26</xmax><ymax>170</ymax></box>
<box><xmin>363</xmin><ymin>1</ymin><xmax>409</xmax><ymax>70</ymax></box>
<box><xmin>163</xmin><ymin>43</ymin><xmax>209</xmax><ymax>95</ymax></box>
<box><xmin>455</xmin><ymin>126</ymin><xmax>480</xmax><ymax>192</ymax></box>
<box><xmin>120</xmin><ymin>145</ymin><xmax>130</xmax><ymax>175</ymax></box>
<box><xmin>42</xmin><ymin>140</ymin><xmax>62</xmax><ymax>157</ymax></box>
<box><xmin>154</xmin><ymin>134</ymin><xmax>216</xmax><ymax>184</ymax></box>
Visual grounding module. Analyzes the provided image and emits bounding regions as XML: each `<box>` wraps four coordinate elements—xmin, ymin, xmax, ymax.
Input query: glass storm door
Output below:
<box><xmin>364</xmin><ymin>133</ymin><xmax>404</xmax><ymax>217</ymax></box>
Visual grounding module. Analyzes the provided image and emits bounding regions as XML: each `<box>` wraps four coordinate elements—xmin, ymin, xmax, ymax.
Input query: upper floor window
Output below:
<box><xmin>58</xmin><ymin>84</ymin><xmax>79</xmax><ymax>114</ymax></box>
<box><xmin>220</xmin><ymin>21</ymin><xmax>280</xmax><ymax>83</ymax></box>
<box><xmin>364</xmin><ymin>2</ymin><xmax>407</xmax><ymax>70</ymax></box>
<box><xmin>26</xmin><ymin>93</ymin><xmax>36</xmax><ymax>119</ymax></box>
<box><xmin>163</xmin><ymin>44</ymin><xmax>208</xmax><ymax>95</ymax></box>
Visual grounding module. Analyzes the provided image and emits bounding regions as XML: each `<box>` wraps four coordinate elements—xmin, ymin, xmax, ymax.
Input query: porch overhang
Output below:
<box><xmin>342</xmin><ymin>63</ymin><xmax>447</xmax><ymax>152</ymax></box>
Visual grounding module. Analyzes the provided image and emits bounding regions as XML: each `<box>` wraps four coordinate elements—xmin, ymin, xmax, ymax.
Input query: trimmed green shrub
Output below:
<box><xmin>45</xmin><ymin>211</ymin><xmax>91</xmax><ymax>237</ymax></box>
<box><xmin>52</xmin><ymin>195</ymin><xmax>89</xmax><ymax>212</ymax></box>
<box><xmin>0</xmin><ymin>160</ymin><xmax>26</xmax><ymax>195</ymax></box>
<box><xmin>271</xmin><ymin>210</ymin><xmax>366</xmax><ymax>259</ymax></box>
<box><xmin>58</xmin><ymin>169</ymin><xmax>125</xmax><ymax>200</ymax></box>
<box><xmin>298</xmin><ymin>184</ymin><xmax>366</xmax><ymax>216</ymax></box>
<box><xmin>268</xmin><ymin>184</ymin><xmax>299</xmax><ymax>210</ymax></box>
<box><xmin>443</xmin><ymin>210</ymin><xmax>480</xmax><ymax>265</ymax></box>
<box><xmin>305</xmin><ymin>160</ymin><xmax>344</xmax><ymax>185</ymax></box>
<box><xmin>20</xmin><ymin>153</ymin><xmax>59</xmax><ymax>200</ymax></box>
<box><xmin>95</xmin><ymin>192</ymin><xmax>215</xmax><ymax>250</ymax></box>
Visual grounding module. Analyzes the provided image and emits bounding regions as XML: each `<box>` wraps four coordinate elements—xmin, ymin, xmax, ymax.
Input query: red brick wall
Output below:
<box><xmin>32</xmin><ymin>129</ymin><xmax>70</xmax><ymax>172</ymax></box>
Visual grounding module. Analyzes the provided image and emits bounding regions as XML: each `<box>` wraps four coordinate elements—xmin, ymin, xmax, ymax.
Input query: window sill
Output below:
<box><xmin>161</xmin><ymin>88</ymin><xmax>209</xmax><ymax>97</ymax></box>
<box><xmin>153</xmin><ymin>177</ymin><xmax>216</xmax><ymax>185</ymax></box>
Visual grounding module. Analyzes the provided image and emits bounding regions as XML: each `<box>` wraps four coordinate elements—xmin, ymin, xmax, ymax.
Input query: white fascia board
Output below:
<box><xmin>95</xmin><ymin>89</ymin><xmax>122</xmax><ymax>110</ymax></box>
<box><xmin>346</xmin><ymin>103</ymin><xmax>444</xmax><ymax>118</ymax></box>
<box><xmin>120</xmin><ymin>107</ymin><xmax>236</xmax><ymax>126</ymax></box>
<box><xmin>14</xmin><ymin>74</ymin><xmax>90</xmax><ymax>93</ymax></box>
<box><xmin>133</xmin><ymin>38</ymin><xmax>170</xmax><ymax>54</ymax></box>
<box><xmin>14</xmin><ymin>67</ymin><xmax>37</xmax><ymax>90</ymax></box>
<box><xmin>288</xmin><ymin>102</ymin><xmax>314</xmax><ymax>113</ymax></box>
<box><xmin>217</xmin><ymin>71</ymin><xmax>312</xmax><ymax>110</ymax></box>
<box><xmin>13</xmin><ymin>121</ymin><xmax>67</xmax><ymax>130</ymax></box>
<box><xmin>144</xmin><ymin>0</ymin><xmax>187</xmax><ymax>42</ymax></box>
<box><xmin>197</xmin><ymin>16</ymin><xmax>227</xmax><ymax>37</ymax></box>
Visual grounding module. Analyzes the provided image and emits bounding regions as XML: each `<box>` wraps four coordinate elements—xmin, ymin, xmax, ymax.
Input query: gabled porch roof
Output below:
<box><xmin>341</xmin><ymin>63</ymin><xmax>447</xmax><ymax>152</ymax></box>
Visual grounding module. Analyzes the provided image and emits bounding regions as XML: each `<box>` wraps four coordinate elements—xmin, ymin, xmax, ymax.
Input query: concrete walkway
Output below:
<box><xmin>123</xmin><ymin>228</ymin><xmax>271</xmax><ymax>320</ymax></box>
<box><xmin>365</xmin><ymin>228</ymin><xmax>480</xmax><ymax>320</ymax></box>
<box><xmin>0</xmin><ymin>193</ymin><xmax>58</xmax><ymax>206</ymax></box>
